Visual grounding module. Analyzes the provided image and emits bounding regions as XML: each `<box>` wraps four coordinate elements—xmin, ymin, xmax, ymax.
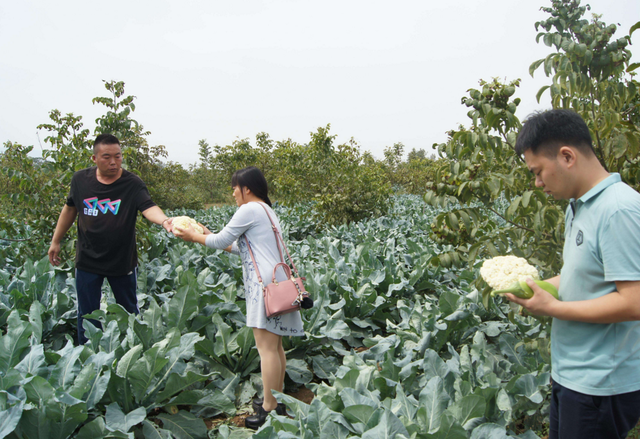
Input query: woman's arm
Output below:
<box><xmin>174</xmin><ymin>225</ymin><xmax>208</xmax><ymax>245</ymax></box>
<box><xmin>174</xmin><ymin>204</ymin><xmax>255</xmax><ymax>251</ymax></box>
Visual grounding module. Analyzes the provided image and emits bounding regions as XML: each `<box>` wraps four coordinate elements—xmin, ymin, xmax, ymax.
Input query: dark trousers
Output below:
<box><xmin>549</xmin><ymin>380</ymin><xmax>640</xmax><ymax>439</ymax></box>
<box><xmin>75</xmin><ymin>268</ymin><xmax>139</xmax><ymax>344</ymax></box>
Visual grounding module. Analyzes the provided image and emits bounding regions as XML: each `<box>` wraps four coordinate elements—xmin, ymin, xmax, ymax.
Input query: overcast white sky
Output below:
<box><xmin>1</xmin><ymin>0</ymin><xmax>638</xmax><ymax>166</ymax></box>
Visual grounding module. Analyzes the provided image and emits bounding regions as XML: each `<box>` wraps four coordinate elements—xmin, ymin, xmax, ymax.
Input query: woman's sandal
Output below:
<box><xmin>252</xmin><ymin>397</ymin><xmax>287</xmax><ymax>416</ymax></box>
<box><xmin>245</xmin><ymin>405</ymin><xmax>271</xmax><ymax>430</ymax></box>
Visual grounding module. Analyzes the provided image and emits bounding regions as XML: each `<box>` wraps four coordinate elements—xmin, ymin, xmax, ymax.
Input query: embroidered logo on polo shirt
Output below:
<box><xmin>576</xmin><ymin>230</ymin><xmax>584</xmax><ymax>246</ymax></box>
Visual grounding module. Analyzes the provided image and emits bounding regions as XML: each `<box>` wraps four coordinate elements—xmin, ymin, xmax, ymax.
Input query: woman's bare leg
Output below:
<box><xmin>277</xmin><ymin>337</ymin><xmax>286</xmax><ymax>393</ymax></box>
<box><xmin>253</xmin><ymin>328</ymin><xmax>282</xmax><ymax>411</ymax></box>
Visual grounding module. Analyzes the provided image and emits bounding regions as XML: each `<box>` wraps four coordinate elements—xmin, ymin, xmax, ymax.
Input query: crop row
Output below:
<box><xmin>0</xmin><ymin>196</ymin><xmax>549</xmax><ymax>438</ymax></box>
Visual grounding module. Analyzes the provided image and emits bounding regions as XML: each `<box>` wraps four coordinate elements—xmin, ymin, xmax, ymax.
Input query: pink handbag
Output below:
<box><xmin>244</xmin><ymin>203</ymin><xmax>309</xmax><ymax>318</ymax></box>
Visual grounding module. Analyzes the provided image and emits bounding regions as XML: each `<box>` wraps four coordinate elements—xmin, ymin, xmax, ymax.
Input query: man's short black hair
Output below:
<box><xmin>93</xmin><ymin>134</ymin><xmax>120</xmax><ymax>154</ymax></box>
<box><xmin>515</xmin><ymin>109</ymin><xmax>594</xmax><ymax>157</ymax></box>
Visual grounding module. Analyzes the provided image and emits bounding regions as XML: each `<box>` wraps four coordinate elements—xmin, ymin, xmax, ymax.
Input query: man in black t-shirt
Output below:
<box><xmin>48</xmin><ymin>134</ymin><xmax>173</xmax><ymax>344</ymax></box>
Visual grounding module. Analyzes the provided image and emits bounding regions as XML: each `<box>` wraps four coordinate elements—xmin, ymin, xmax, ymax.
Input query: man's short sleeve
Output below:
<box><xmin>66</xmin><ymin>174</ymin><xmax>76</xmax><ymax>206</ymax></box>
<box><xmin>601</xmin><ymin>208</ymin><xmax>640</xmax><ymax>281</ymax></box>
<box><xmin>135</xmin><ymin>183</ymin><xmax>156</xmax><ymax>212</ymax></box>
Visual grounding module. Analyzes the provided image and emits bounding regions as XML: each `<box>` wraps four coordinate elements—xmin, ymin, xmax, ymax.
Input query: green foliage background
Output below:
<box><xmin>425</xmin><ymin>1</ymin><xmax>640</xmax><ymax>293</ymax></box>
<box><xmin>1</xmin><ymin>1</ymin><xmax>639</xmax><ymax>438</ymax></box>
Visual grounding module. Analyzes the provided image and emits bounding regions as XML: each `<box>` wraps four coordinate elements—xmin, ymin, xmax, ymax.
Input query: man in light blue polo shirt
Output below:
<box><xmin>507</xmin><ymin>109</ymin><xmax>640</xmax><ymax>439</ymax></box>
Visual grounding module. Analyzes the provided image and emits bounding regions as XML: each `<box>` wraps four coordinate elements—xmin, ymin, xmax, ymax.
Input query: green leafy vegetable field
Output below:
<box><xmin>1</xmin><ymin>196</ymin><xmax>554</xmax><ymax>438</ymax></box>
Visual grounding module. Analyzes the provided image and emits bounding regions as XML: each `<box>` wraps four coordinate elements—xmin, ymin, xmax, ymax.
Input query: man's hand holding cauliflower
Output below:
<box><xmin>480</xmin><ymin>255</ymin><xmax>560</xmax><ymax>316</ymax></box>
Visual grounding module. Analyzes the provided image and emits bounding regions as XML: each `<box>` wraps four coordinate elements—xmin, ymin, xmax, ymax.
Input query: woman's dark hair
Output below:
<box><xmin>231</xmin><ymin>166</ymin><xmax>272</xmax><ymax>206</ymax></box>
<box><xmin>515</xmin><ymin>109</ymin><xmax>594</xmax><ymax>157</ymax></box>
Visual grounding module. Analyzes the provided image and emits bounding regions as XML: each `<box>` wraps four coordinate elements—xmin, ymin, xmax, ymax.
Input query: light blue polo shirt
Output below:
<box><xmin>552</xmin><ymin>173</ymin><xmax>640</xmax><ymax>396</ymax></box>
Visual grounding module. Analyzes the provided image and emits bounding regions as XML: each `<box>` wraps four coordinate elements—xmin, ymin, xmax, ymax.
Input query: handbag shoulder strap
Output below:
<box><xmin>244</xmin><ymin>234</ymin><xmax>264</xmax><ymax>285</ymax></box>
<box><xmin>243</xmin><ymin>202</ymin><xmax>301</xmax><ymax>285</ymax></box>
<box><xmin>255</xmin><ymin>202</ymin><xmax>302</xmax><ymax>278</ymax></box>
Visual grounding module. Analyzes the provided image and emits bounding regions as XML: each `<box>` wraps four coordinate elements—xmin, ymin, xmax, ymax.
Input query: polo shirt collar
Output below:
<box><xmin>574</xmin><ymin>173</ymin><xmax>621</xmax><ymax>205</ymax></box>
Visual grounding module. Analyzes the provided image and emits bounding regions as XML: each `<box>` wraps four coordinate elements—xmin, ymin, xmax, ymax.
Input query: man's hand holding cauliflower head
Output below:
<box><xmin>480</xmin><ymin>255</ymin><xmax>559</xmax><ymax>314</ymax></box>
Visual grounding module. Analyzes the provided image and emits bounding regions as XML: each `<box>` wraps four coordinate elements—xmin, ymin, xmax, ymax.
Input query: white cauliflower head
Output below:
<box><xmin>479</xmin><ymin>255</ymin><xmax>539</xmax><ymax>290</ymax></box>
<box><xmin>172</xmin><ymin>216</ymin><xmax>204</xmax><ymax>234</ymax></box>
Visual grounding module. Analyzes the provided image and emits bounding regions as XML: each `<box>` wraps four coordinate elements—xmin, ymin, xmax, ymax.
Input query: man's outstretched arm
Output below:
<box><xmin>142</xmin><ymin>206</ymin><xmax>172</xmax><ymax>233</ymax></box>
<box><xmin>48</xmin><ymin>205</ymin><xmax>78</xmax><ymax>266</ymax></box>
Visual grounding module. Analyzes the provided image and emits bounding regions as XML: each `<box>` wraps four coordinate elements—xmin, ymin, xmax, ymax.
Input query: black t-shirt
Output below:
<box><xmin>66</xmin><ymin>167</ymin><xmax>156</xmax><ymax>276</ymax></box>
